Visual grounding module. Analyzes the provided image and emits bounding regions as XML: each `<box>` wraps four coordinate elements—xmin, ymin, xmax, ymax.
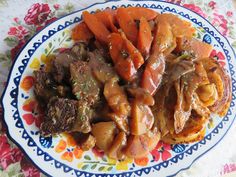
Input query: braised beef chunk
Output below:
<box><xmin>72</xmin><ymin>102</ymin><xmax>94</xmax><ymax>133</ymax></box>
<box><xmin>34</xmin><ymin>70</ymin><xmax>72</xmax><ymax>105</ymax></box>
<box><xmin>89</xmin><ymin>50</ymin><xmax>118</xmax><ymax>83</ymax></box>
<box><xmin>51</xmin><ymin>51</ymin><xmax>76</xmax><ymax>83</ymax></box>
<box><xmin>34</xmin><ymin>71</ymin><xmax>58</xmax><ymax>104</ymax></box>
<box><xmin>71</xmin><ymin>42</ymin><xmax>88</xmax><ymax>61</ymax></box>
<box><xmin>40</xmin><ymin>97</ymin><xmax>78</xmax><ymax>136</ymax></box>
<box><xmin>70</xmin><ymin>60</ymin><xmax>100</xmax><ymax>106</ymax></box>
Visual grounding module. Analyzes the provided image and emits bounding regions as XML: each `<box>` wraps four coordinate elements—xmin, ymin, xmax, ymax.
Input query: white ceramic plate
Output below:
<box><xmin>2</xmin><ymin>1</ymin><xmax>236</xmax><ymax>177</ymax></box>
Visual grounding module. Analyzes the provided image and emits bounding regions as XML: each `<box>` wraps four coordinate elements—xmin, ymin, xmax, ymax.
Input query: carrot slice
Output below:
<box><xmin>116</xmin><ymin>8</ymin><xmax>138</xmax><ymax>44</ymax></box>
<box><xmin>71</xmin><ymin>22</ymin><xmax>94</xmax><ymax>42</ymax></box>
<box><xmin>82</xmin><ymin>11</ymin><xmax>110</xmax><ymax>44</ymax></box>
<box><xmin>126</xmin><ymin>7</ymin><xmax>158</xmax><ymax>20</ymax></box>
<box><xmin>95</xmin><ymin>11</ymin><xmax>118</xmax><ymax>32</ymax></box>
<box><xmin>108</xmin><ymin>33</ymin><xmax>124</xmax><ymax>63</ymax></box>
<box><xmin>175</xmin><ymin>37</ymin><xmax>213</xmax><ymax>58</ymax></box>
<box><xmin>137</xmin><ymin>17</ymin><xmax>153</xmax><ymax>58</ymax></box>
<box><xmin>109</xmin><ymin>33</ymin><xmax>141</xmax><ymax>81</ymax></box>
<box><xmin>141</xmin><ymin>53</ymin><xmax>165</xmax><ymax>95</ymax></box>
<box><xmin>121</xmin><ymin>32</ymin><xmax>144</xmax><ymax>69</ymax></box>
<box><xmin>115</xmin><ymin>57</ymin><xmax>137</xmax><ymax>81</ymax></box>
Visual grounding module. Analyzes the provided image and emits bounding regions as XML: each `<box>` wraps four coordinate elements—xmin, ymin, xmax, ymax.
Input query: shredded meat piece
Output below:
<box><xmin>70</xmin><ymin>60</ymin><xmax>100</xmax><ymax>106</ymax></box>
<box><xmin>51</xmin><ymin>51</ymin><xmax>76</xmax><ymax>83</ymax></box>
<box><xmin>40</xmin><ymin>97</ymin><xmax>78</xmax><ymax>136</ymax></box>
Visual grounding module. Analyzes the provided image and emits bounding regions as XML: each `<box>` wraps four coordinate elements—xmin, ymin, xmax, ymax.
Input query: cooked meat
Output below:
<box><xmin>51</xmin><ymin>51</ymin><xmax>76</xmax><ymax>83</ymax></box>
<box><xmin>71</xmin><ymin>42</ymin><xmax>88</xmax><ymax>61</ymax></box>
<box><xmin>70</xmin><ymin>60</ymin><xmax>100</xmax><ymax>106</ymax></box>
<box><xmin>34</xmin><ymin>71</ymin><xmax>72</xmax><ymax>105</ymax></box>
<box><xmin>88</xmin><ymin>50</ymin><xmax>118</xmax><ymax>83</ymax></box>
<box><xmin>34</xmin><ymin>71</ymin><xmax>59</xmax><ymax>104</ymax></box>
<box><xmin>40</xmin><ymin>97</ymin><xmax>78</xmax><ymax>136</ymax></box>
<box><xmin>72</xmin><ymin>102</ymin><xmax>94</xmax><ymax>133</ymax></box>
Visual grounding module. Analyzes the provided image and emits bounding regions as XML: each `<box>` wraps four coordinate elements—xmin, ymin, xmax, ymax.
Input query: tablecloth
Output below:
<box><xmin>0</xmin><ymin>0</ymin><xmax>236</xmax><ymax>177</ymax></box>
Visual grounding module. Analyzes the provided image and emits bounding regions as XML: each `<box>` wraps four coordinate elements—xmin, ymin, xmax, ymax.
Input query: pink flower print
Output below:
<box><xmin>208</xmin><ymin>1</ymin><xmax>216</xmax><ymax>9</ymax></box>
<box><xmin>183</xmin><ymin>4</ymin><xmax>207</xmax><ymax>18</ymax></box>
<box><xmin>226</xmin><ymin>11</ymin><xmax>233</xmax><ymax>17</ymax></box>
<box><xmin>212</xmin><ymin>13</ymin><xmax>228</xmax><ymax>36</ymax></box>
<box><xmin>53</xmin><ymin>4</ymin><xmax>60</xmax><ymax>10</ymax></box>
<box><xmin>13</xmin><ymin>17</ymin><xmax>20</xmax><ymax>23</ymax></box>
<box><xmin>8</xmin><ymin>26</ymin><xmax>29</xmax><ymax>40</ymax></box>
<box><xmin>24</xmin><ymin>3</ymin><xmax>51</xmax><ymax>26</ymax></box>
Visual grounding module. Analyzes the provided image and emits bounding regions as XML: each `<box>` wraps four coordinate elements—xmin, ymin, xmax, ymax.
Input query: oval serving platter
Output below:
<box><xmin>1</xmin><ymin>1</ymin><xmax>236</xmax><ymax>177</ymax></box>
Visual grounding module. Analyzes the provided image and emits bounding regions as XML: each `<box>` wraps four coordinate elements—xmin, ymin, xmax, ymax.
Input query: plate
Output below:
<box><xmin>1</xmin><ymin>1</ymin><xmax>236</xmax><ymax>177</ymax></box>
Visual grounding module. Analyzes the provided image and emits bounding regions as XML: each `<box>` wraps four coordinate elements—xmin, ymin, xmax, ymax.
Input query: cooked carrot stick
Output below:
<box><xmin>82</xmin><ymin>11</ymin><xmax>110</xmax><ymax>44</ymax></box>
<box><xmin>71</xmin><ymin>22</ymin><xmax>94</xmax><ymax>42</ymax></box>
<box><xmin>108</xmin><ymin>33</ymin><xmax>124</xmax><ymax>63</ymax></box>
<box><xmin>126</xmin><ymin>7</ymin><xmax>158</xmax><ymax>20</ymax></box>
<box><xmin>175</xmin><ymin>37</ymin><xmax>213</xmax><ymax>58</ymax></box>
<box><xmin>116</xmin><ymin>8</ymin><xmax>138</xmax><ymax>44</ymax></box>
<box><xmin>120</xmin><ymin>32</ymin><xmax>144</xmax><ymax>69</ymax></box>
<box><xmin>95</xmin><ymin>11</ymin><xmax>118</xmax><ymax>32</ymax></box>
<box><xmin>137</xmin><ymin>17</ymin><xmax>153</xmax><ymax>58</ymax></box>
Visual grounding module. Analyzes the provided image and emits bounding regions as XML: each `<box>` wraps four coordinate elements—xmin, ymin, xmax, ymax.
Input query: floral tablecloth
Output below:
<box><xmin>0</xmin><ymin>0</ymin><xmax>236</xmax><ymax>177</ymax></box>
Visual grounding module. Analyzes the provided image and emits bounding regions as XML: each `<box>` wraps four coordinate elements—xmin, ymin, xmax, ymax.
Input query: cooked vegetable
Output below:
<box><xmin>141</xmin><ymin>19</ymin><xmax>175</xmax><ymax>95</ymax></box>
<box><xmin>196</xmin><ymin>83</ymin><xmax>218</xmax><ymax>107</ymax></box>
<box><xmin>108</xmin><ymin>132</ymin><xmax>127</xmax><ymax>159</ymax></box>
<box><xmin>91</xmin><ymin>122</ymin><xmax>117</xmax><ymax>151</ymax></box>
<box><xmin>125</xmin><ymin>128</ymin><xmax>160</xmax><ymax>158</ymax></box>
<box><xmin>104</xmin><ymin>78</ymin><xmax>131</xmax><ymax>116</ymax></box>
<box><xmin>108</xmin><ymin>113</ymin><xmax>129</xmax><ymax>133</ymax></box>
<box><xmin>156</xmin><ymin>13</ymin><xmax>196</xmax><ymax>38</ymax></box>
<box><xmin>200</xmin><ymin>58</ymin><xmax>232</xmax><ymax>116</ymax></box>
<box><xmin>127</xmin><ymin>87</ymin><xmax>155</xmax><ymax>106</ymax></box>
<box><xmin>140</xmin><ymin>128</ymin><xmax>160</xmax><ymax>151</ymax></box>
<box><xmin>72</xmin><ymin>22</ymin><xmax>94</xmax><ymax>42</ymax></box>
<box><xmin>175</xmin><ymin>37</ymin><xmax>213</xmax><ymax>58</ymax></box>
<box><xmin>141</xmin><ymin>53</ymin><xmax>165</xmax><ymax>95</ymax></box>
<box><xmin>131</xmin><ymin>101</ymin><xmax>154</xmax><ymax>135</ymax></box>
<box><xmin>82</xmin><ymin>11</ymin><xmax>110</xmax><ymax>44</ymax></box>
<box><xmin>124</xmin><ymin>135</ymin><xmax>149</xmax><ymax>158</ymax></box>
<box><xmin>137</xmin><ymin>17</ymin><xmax>153</xmax><ymax>58</ymax></box>
<box><xmin>126</xmin><ymin>7</ymin><xmax>158</xmax><ymax>20</ymax></box>
<box><xmin>95</xmin><ymin>11</ymin><xmax>118</xmax><ymax>32</ymax></box>
<box><xmin>120</xmin><ymin>32</ymin><xmax>144</xmax><ymax>69</ymax></box>
<box><xmin>108</xmin><ymin>32</ymin><xmax>144</xmax><ymax>81</ymax></box>
<box><xmin>116</xmin><ymin>7</ymin><xmax>138</xmax><ymax>44</ymax></box>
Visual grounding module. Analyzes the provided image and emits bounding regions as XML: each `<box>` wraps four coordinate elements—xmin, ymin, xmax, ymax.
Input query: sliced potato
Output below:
<box><xmin>127</xmin><ymin>87</ymin><xmax>155</xmax><ymax>106</ymax></box>
<box><xmin>124</xmin><ymin>135</ymin><xmax>149</xmax><ymax>158</ymax></box>
<box><xmin>140</xmin><ymin>128</ymin><xmax>161</xmax><ymax>151</ymax></box>
<box><xmin>108</xmin><ymin>132</ymin><xmax>127</xmax><ymax>159</ymax></box>
<box><xmin>91</xmin><ymin>122</ymin><xmax>117</xmax><ymax>151</ymax></box>
<box><xmin>108</xmin><ymin>113</ymin><xmax>129</xmax><ymax>133</ymax></box>
<box><xmin>131</xmin><ymin>101</ymin><xmax>154</xmax><ymax>135</ymax></box>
